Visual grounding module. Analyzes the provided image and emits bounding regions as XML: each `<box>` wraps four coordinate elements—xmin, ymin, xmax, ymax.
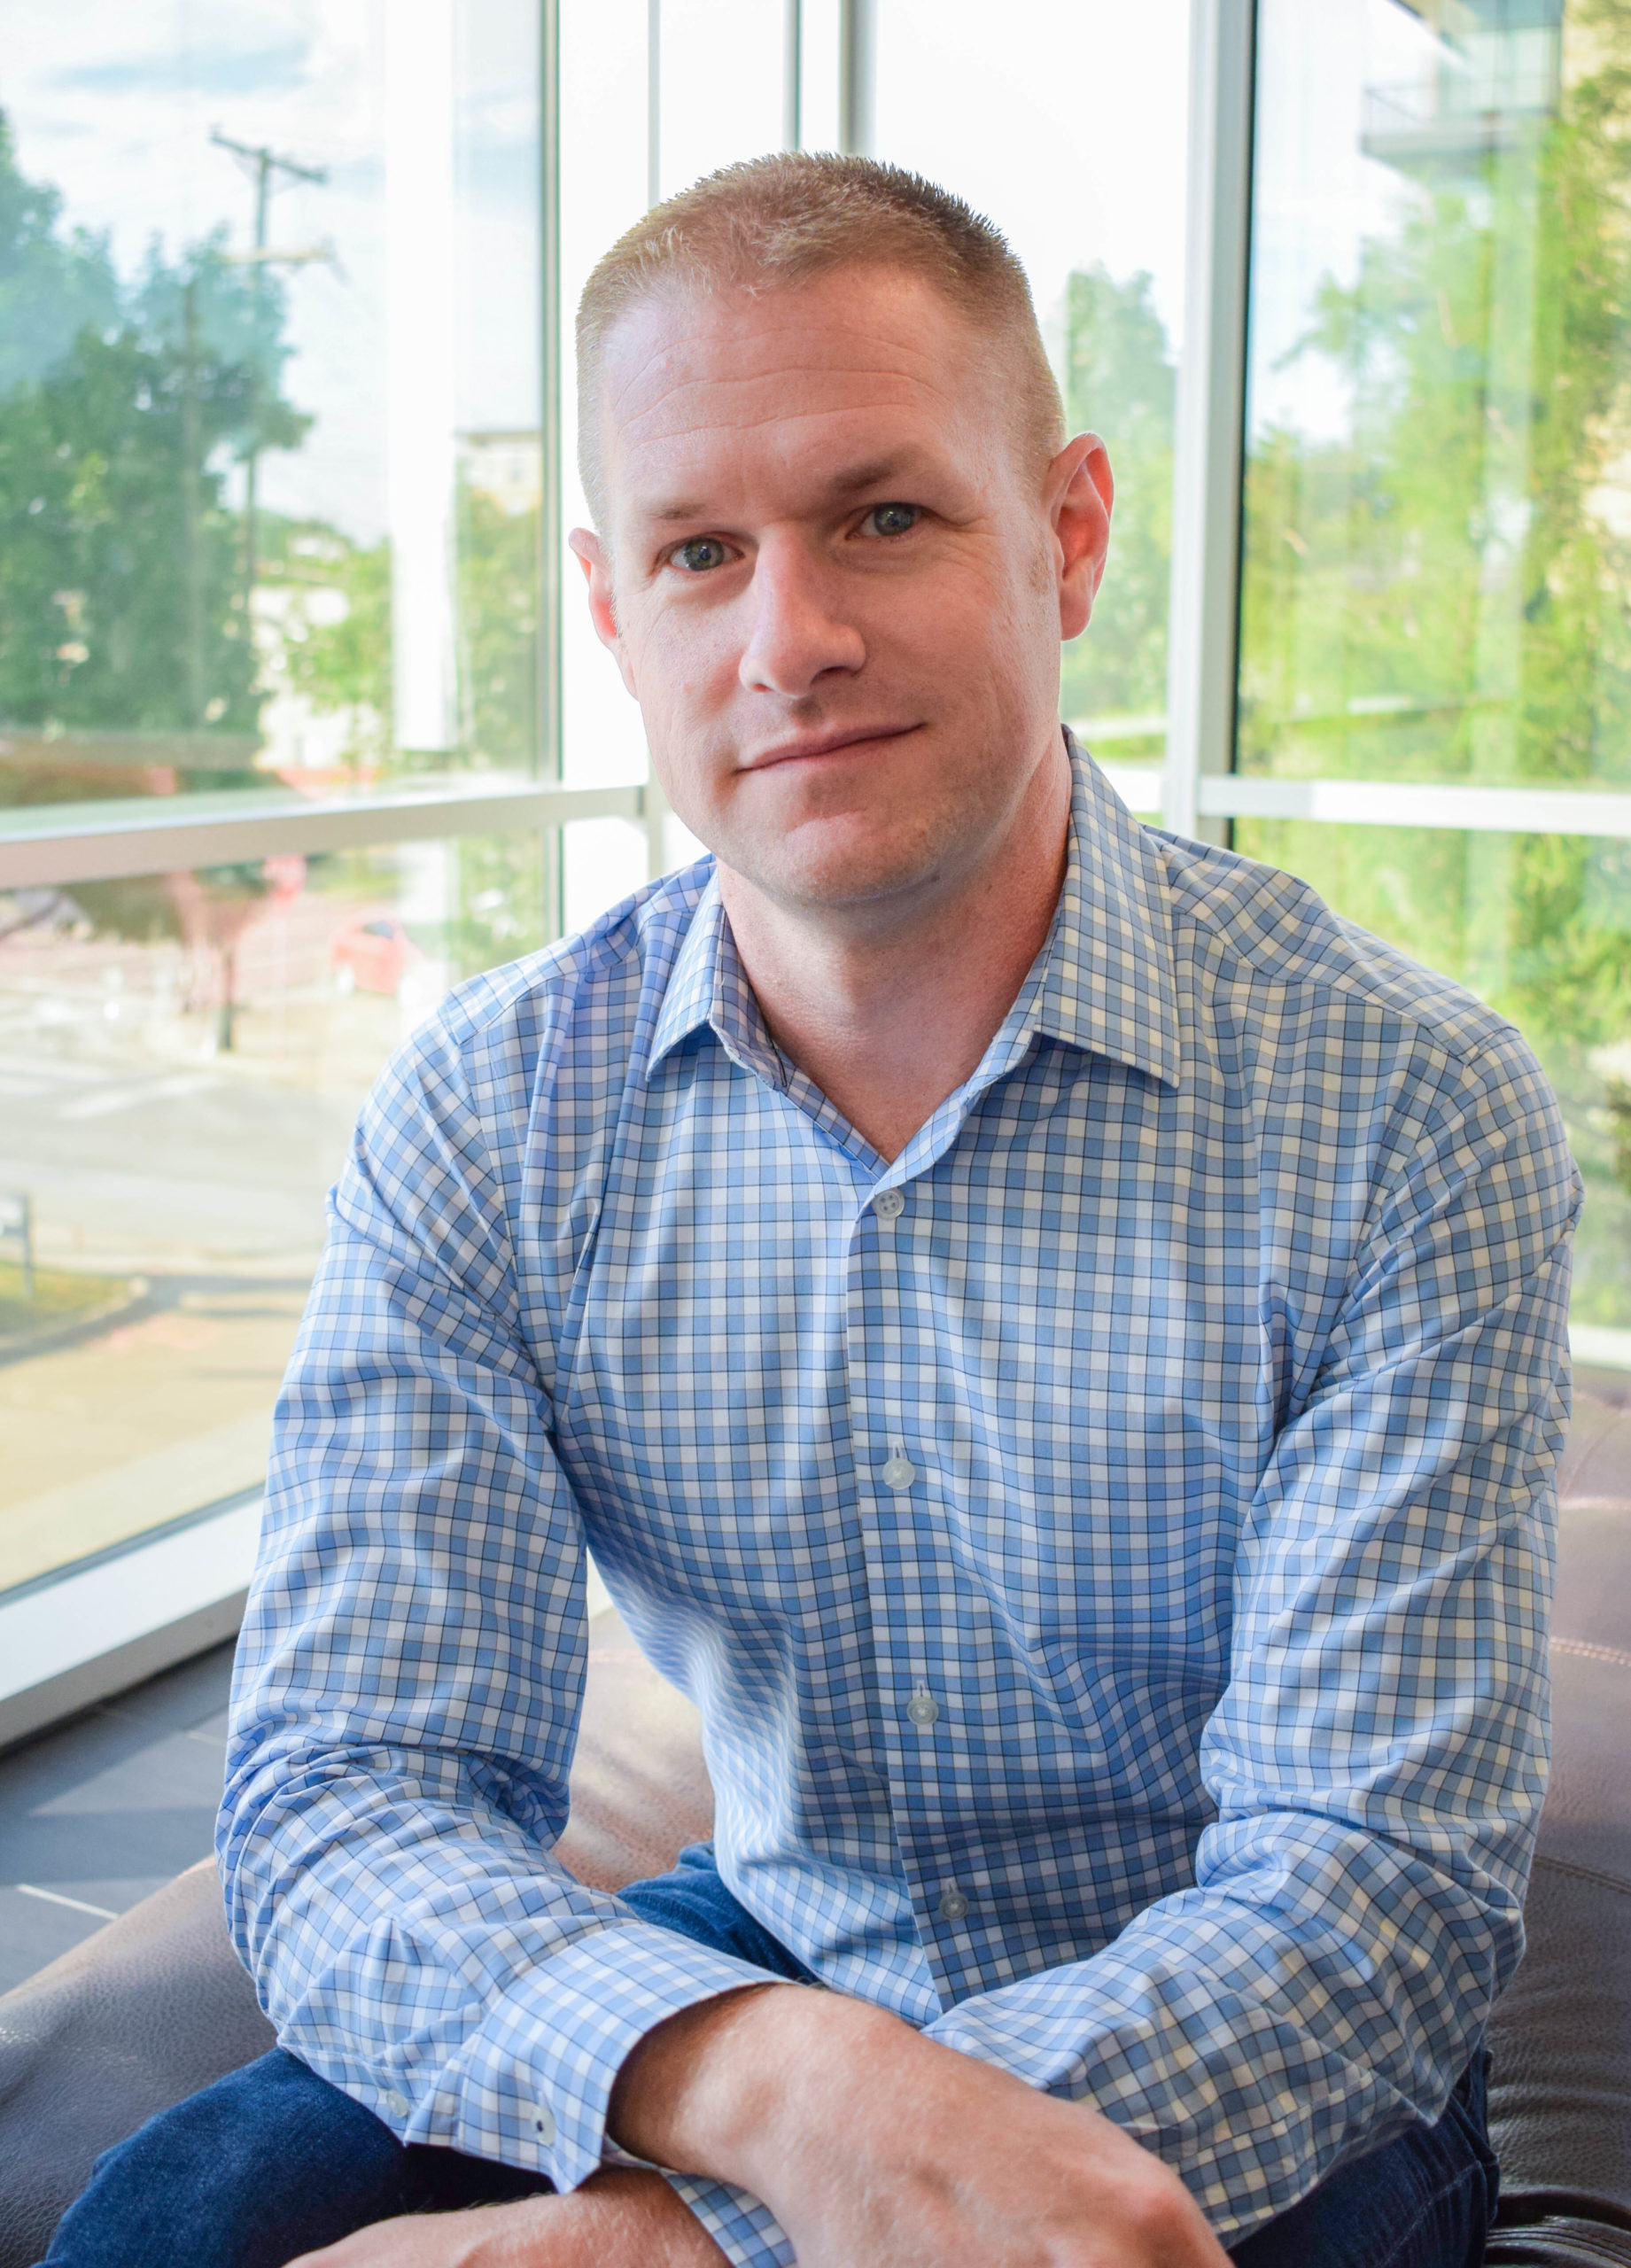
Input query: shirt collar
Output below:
<box><xmin>646</xmin><ymin>734</ymin><xmax>1181</xmax><ymax>1091</ymax></box>
<box><xmin>648</xmin><ymin>871</ymin><xmax>787</xmax><ymax>1084</ymax></box>
<box><xmin>1035</xmin><ymin>732</ymin><xmax>1181</xmax><ymax>1088</ymax></box>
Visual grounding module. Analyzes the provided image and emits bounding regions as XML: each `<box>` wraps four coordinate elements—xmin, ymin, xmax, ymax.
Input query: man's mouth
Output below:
<box><xmin>740</xmin><ymin>724</ymin><xmax>920</xmax><ymax>772</ymax></box>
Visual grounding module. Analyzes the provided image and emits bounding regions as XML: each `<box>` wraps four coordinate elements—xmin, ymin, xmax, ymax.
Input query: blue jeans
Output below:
<box><xmin>43</xmin><ymin>1845</ymin><xmax>1496</xmax><ymax>2268</ymax></box>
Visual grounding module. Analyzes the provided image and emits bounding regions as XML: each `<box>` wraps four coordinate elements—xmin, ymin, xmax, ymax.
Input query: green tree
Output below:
<box><xmin>1055</xmin><ymin>265</ymin><xmax>1176</xmax><ymax>742</ymax></box>
<box><xmin>265</xmin><ymin>520</ymin><xmax>393</xmax><ymax>773</ymax></box>
<box><xmin>0</xmin><ymin>107</ymin><xmax>311</xmax><ymax>761</ymax></box>
<box><xmin>1237</xmin><ymin>4</ymin><xmax>1631</xmax><ymax>1052</ymax></box>
<box><xmin>456</xmin><ymin>480</ymin><xmax>540</xmax><ymax>769</ymax></box>
<box><xmin>0</xmin><ymin>113</ymin><xmax>309</xmax><ymax>1042</ymax></box>
<box><xmin>1233</xmin><ymin>3</ymin><xmax>1631</xmax><ymax>1320</ymax></box>
<box><xmin>0</xmin><ymin>113</ymin><xmax>118</xmax><ymax>398</ymax></box>
<box><xmin>261</xmin><ymin>478</ymin><xmax>544</xmax><ymax>781</ymax></box>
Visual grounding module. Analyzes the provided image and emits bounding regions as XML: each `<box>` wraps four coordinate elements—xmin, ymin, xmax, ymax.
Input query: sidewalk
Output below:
<box><xmin>0</xmin><ymin>1281</ymin><xmax>306</xmax><ymax>1592</ymax></box>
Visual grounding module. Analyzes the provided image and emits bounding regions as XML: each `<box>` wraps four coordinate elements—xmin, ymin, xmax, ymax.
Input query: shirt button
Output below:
<box><xmin>906</xmin><ymin>1685</ymin><xmax>939</xmax><ymax>1727</ymax></box>
<box><xmin>530</xmin><ymin>2104</ymin><xmax>555</xmax><ymax>2144</ymax></box>
<box><xmin>881</xmin><ymin>1454</ymin><xmax>916</xmax><ymax>1489</ymax></box>
<box><xmin>872</xmin><ymin>1188</ymin><xmax>905</xmax><ymax>1220</ymax></box>
<box><xmin>938</xmin><ymin>1887</ymin><xmax>969</xmax><ymax>1922</ymax></box>
<box><xmin>382</xmin><ymin>2087</ymin><xmax>409</xmax><ymax>2117</ymax></box>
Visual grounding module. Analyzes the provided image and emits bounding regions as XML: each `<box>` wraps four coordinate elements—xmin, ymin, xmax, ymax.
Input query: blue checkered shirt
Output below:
<box><xmin>222</xmin><ymin>744</ymin><xmax>1579</xmax><ymax>2259</ymax></box>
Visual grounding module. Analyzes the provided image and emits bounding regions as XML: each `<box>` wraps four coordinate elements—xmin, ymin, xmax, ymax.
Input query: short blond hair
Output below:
<box><xmin>575</xmin><ymin>151</ymin><xmax>1065</xmax><ymax>528</ymax></box>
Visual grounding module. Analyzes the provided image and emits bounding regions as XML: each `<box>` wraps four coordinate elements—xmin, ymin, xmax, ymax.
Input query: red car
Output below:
<box><xmin>330</xmin><ymin>914</ymin><xmax>420</xmax><ymax>996</ymax></box>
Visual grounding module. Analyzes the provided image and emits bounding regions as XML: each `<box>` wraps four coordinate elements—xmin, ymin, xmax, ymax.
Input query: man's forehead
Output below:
<box><xmin>597</xmin><ymin>272</ymin><xmax>985</xmax><ymax>478</ymax></box>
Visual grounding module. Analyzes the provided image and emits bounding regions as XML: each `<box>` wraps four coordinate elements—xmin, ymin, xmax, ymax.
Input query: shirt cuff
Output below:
<box><xmin>664</xmin><ymin>2173</ymin><xmax>797</xmax><ymax>2266</ymax></box>
<box><xmin>442</xmin><ymin>1918</ymin><xmax>786</xmax><ymax>2193</ymax></box>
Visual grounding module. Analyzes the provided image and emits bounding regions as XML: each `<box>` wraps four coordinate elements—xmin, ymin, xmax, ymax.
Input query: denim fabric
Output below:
<box><xmin>1228</xmin><ymin>2054</ymin><xmax>1498</xmax><ymax>2268</ymax></box>
<box><xmin>43</xmin><ymin>1845</ymin><xmax>1495</xmax><ymax>2268</ymax></box>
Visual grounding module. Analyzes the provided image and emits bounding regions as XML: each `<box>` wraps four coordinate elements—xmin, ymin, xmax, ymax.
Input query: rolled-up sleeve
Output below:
<box><xmin>217</xmin><ymin>1019</ymin><xmax>785</xmax><ymax>2201</ymax></box>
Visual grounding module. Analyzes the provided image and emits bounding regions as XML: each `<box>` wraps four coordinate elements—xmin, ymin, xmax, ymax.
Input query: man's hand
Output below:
<box><xmin>612</xmin><ymin>1984</ymin><xmax>1234</xmax><ymax>2268</ymax></box>
<box><xmin>285</xmin><ymin>2169</ymin><xmax>726</xmax><ymax>2268</ymax></box>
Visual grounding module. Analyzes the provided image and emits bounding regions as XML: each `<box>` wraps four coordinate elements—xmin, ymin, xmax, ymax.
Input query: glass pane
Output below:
<box><xmin>872</xmin><ymin>0</ymin><xmax>1190</xmax><ymax>775</ymax></box>
<box><xmin>1233</xmin><ymin>814</ymin><xmax>1631</xmax><ymax>1333</ymax></box>
<box><xmin>1</xmin><ymin>2</ymin><xmax>542</xmax><ymax>828</ymax></box>
<box><xmin>0</xmin><ymin>828</ymin><xmax>547</xmax><ymax>1593</ymax></box>
<box><xmin>559</xmin><ymin>0</ymin><xmax>651</xmax><ymax>804</ymax></box>
<box><xmin>1240</xmin><ymin>0</ymin><xmax>1631</xmax><ymax>794</ymax></box>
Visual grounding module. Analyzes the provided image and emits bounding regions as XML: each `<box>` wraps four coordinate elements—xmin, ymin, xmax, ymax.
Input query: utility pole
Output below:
<box><xmin>209</xmin><ymin>129</ymin><xmax>327</xmax><ymax>606</ymax></box>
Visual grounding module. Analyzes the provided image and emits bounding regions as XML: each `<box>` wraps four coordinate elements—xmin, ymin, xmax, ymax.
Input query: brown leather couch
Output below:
<box><xmin>4</xmin><ymin>1381</ymin><xmax>1631</xmax><ymax>2265</ymax></box>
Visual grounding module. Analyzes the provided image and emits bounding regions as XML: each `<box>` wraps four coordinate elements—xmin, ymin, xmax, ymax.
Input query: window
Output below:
<box><xmin>1234</xmin><ymin>0</ymin><xmax>1631</xmax><ymax>1355</ymax></box>
<box><xmin>0</xmin><ymin>828</ymin><xmax>546</xmax><ymax>1597</ymax></box>
<box><xmin>0</xmin><ymin>2</ymin><xmax>608</xmax><ymax>1724</ymax></box>
<box><xmin>17</xmin><ymin>0</ymin><xmax>1617</xmax><ymax>1727</ymax></box>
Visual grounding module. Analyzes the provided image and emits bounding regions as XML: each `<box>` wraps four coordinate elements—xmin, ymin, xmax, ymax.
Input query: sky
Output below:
<box><xmin>5</xmin><ymin>0</ymin><xmax>543</xmax><ymax>542</ymax></box>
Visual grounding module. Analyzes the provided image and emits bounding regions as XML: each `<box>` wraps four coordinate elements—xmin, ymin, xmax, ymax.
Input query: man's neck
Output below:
<box><xmin>717</xmin><ymin>744</ymin><xmax>1074</xmax><ymax>1164</ymax></box>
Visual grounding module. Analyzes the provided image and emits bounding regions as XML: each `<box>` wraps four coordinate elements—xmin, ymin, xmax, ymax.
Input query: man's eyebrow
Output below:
<box><xmin>639</xmin><ymin>458</ymin><xmax>926</xmax><ymax>526</ymax></box>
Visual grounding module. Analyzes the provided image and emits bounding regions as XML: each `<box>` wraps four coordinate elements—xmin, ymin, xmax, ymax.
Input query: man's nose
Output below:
<box><xmin>738</xmin><ymin>540</ymin><xmax>866</xmax><ymax>696</ymax></box>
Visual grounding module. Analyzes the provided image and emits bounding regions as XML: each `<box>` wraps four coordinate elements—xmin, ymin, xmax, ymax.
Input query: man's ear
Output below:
<box><xmin>1049</xmin><ymin>433</ymin><xmax>1114</xmax><ymax>642</ymax></box>
<box><xmin>568</xmin><ymin>526</ymin><xmax>641</xmax><ymax>700</ymax></box>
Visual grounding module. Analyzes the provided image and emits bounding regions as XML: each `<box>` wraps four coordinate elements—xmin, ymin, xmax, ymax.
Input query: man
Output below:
<box><xmin>49</xmin><ymin>154</ymin><xmax>1576</xmax><ymax>2268</ymax></box>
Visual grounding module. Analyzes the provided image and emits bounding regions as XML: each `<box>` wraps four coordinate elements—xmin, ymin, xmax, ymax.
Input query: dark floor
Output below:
<box><xmin>0</xmin><ymin>1640</ymin><xmax>237</xmax><ymax>1994</ymax></box>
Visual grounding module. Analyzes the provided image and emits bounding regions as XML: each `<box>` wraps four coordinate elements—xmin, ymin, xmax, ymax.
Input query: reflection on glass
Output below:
<box><xmin>0</xmin><ymin>2</ymin><xmax>542</xmax><ymax>819</ymax></box>
<box><xmin>1239</xmin><ymin>1</ymin><xmax>1631</xmax><ymax>1348</ymax></box>
<box><xmin>0</xmin><ymin>830</ymin><xmax>546</xmax><ymax>1593</ymax></box>
<box><xmin>871</xmin><ymin>0</ymin><xmax>1189</xmax><ymax>771</ymax></box>
<box><xmin>1240</xmin><ymin>0</ymin><xmax>1631</xmax><ymax>795</ymax></box>
<box><xmin>1234</xmin><ymin>812</ymin><xmax>1631</xmax><ymax>1329</ymax></box>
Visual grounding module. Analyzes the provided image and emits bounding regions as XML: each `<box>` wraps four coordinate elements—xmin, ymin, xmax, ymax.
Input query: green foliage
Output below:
<box><xmin>1237</xmin><ymin>13</ymin><xmax>1631</xmax><ymax>1066</ymax></box>
<box><xmin>447</xmin><ymin>832</ymin><xmax>547</xmax><ymax>979</ymax></box>
<box><xmin>265</xmin><ymin>522</ymin><xmax>393</xmax><ymax>771</ymax></box>
<box><xmin>0</xmin><ymin>109</ymin><xmax>308</xmax><ymax>755</ymax></box>
<box><xmin>1056</xmin><ymin>266</ymin><xmax>1175</xmax><ymax>739</ymax></box>
<box><xmin>0</xmin><ymin>113</ymin><xmax>118</xmax><ymax>397</ymax></box>
<box><xmin>456</xmin><ymin>483</ymin><xmax>540</xmax><ymax>768</ymax></box>
<box><xmin>0</xmin><ymin>110</ymin><xmax>311</xmax><ymax>973</ymax></box>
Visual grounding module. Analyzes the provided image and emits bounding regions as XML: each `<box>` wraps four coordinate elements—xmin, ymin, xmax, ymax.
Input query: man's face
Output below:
<box><xmin>572</xmin><ymin>267</ymin><xmax>1110</xmax><ymax>921</ymax></box>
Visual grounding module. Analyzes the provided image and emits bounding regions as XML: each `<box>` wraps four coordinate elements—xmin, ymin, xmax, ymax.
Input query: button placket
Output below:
<box><xmin>849</xmin><ymin>1162</ymin><xmax>960</xmax><ymax>1984</ymax></box>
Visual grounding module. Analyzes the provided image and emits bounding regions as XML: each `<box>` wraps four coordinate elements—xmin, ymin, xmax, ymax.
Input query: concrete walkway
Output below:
<box><xmin>0</xmin><ymin>1280</ymin><xmax>306</xmax><ymax>1591</ymax></box>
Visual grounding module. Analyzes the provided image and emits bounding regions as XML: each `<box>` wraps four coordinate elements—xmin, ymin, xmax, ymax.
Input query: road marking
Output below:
<box><xmin>58</xmin><ymin>1073</ymin><xmax>219</xmax><ymax>1122</ymax></box>
<box><xmin>13</xmin><ymin>1882</ymin><xmax>120</xmax><ymax>1919</ymax></box>
<box><xmin>0</xmin><ymin>1051</ymin><xmax>105</xmax><ymax>1085</ymax></box>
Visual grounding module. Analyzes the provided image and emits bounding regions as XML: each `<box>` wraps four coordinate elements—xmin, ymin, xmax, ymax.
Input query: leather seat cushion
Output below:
<box><xmin>1486</xmin><ymin>1384</ymin><xmax>1631</xmax><ymax>2254</ymax></box>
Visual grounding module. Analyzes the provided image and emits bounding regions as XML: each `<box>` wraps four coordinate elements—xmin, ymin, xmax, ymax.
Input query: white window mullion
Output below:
<box><xmin>1164</xmin><ymin>0</ymin><xmax>1256</xmax><ymax>844</ymax></box>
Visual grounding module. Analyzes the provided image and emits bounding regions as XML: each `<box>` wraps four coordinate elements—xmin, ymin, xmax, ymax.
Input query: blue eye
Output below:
<box><xmin>866</xmin><ymin>503</ymin><xmax>918</xmax><ymax>536</ymax></box>
<box><xmin>674</xmin><ymin>537</ymin><xmax>729</xmax><ymax>572</ymax></box>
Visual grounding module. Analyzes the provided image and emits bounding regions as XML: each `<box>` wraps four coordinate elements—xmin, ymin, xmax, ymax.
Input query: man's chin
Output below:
<box><xmin>719</xmin><ymin>827</ymin><xmax>954</xmax><ymax>918</ymax></box>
